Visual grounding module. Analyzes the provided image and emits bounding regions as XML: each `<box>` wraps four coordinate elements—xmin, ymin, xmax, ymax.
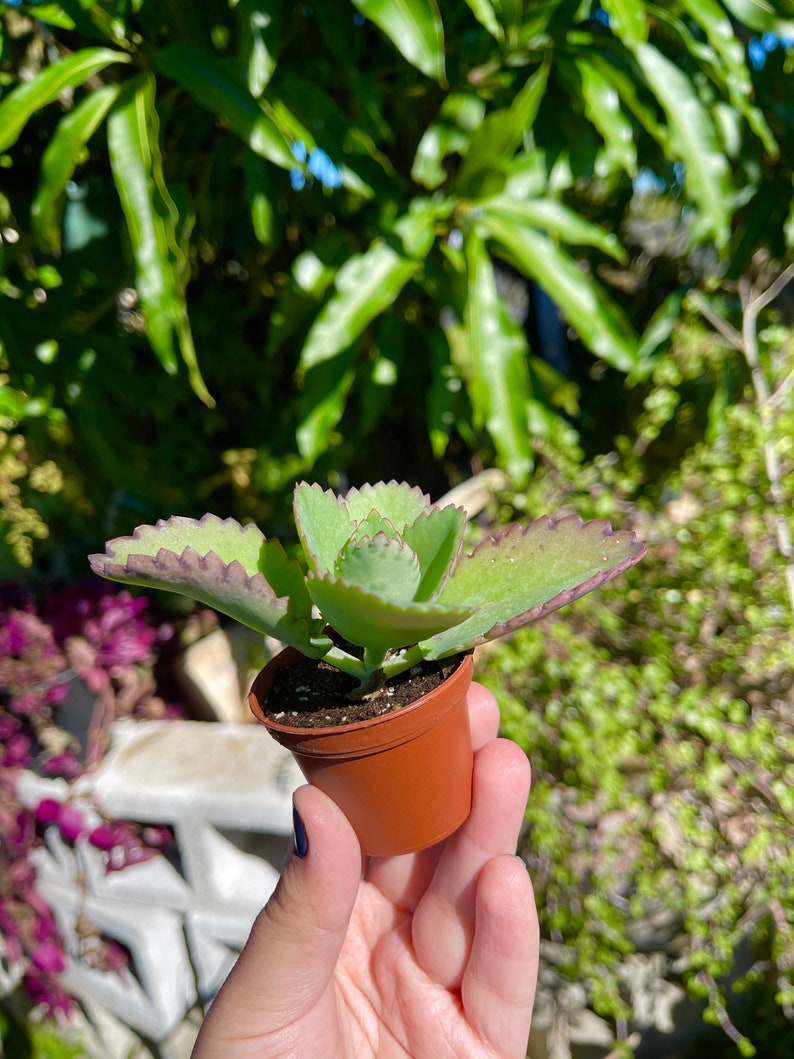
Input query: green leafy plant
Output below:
<box><xmin>89</xmin><ymin>480</ymin><xmax>644</xmax><ymax>694</ymax></box>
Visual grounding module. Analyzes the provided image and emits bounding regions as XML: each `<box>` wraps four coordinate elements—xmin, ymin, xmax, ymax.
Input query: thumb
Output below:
<box><xmin>193</xmin><ymin>784</ymin><xmax>362</xmax><ymax>1053</ymax></box>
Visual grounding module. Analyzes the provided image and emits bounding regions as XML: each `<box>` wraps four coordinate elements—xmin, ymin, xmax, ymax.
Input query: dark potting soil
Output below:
<box><xmin>263</xmin><ymin>654</ymin><xmax>462</xmax><ymax>729</ymax></box>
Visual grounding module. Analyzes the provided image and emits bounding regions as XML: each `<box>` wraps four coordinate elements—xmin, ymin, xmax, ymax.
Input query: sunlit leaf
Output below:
<box><xmin>350</xmin><ymin>0</ymin><xmax>445</xmax><ymax>81</ymax></box>
<box><xmin>464</xmin><ymin>229</ymin><xmax>534</xmax><ymax>482</ymax></box>
<box><xmin>0</xmin><ymin>48</ymin><xmax>129</xmax><ymax>154</ymax></box>
<box><xmin>297</xmin><ymin>203</ymin><xmax>438</xmax><ymax>375</ymax></box>
<box><xmin>156</xmin><ymin>43</ymin><xmax>294</xmax><ymax>168</ymax></box>
<box><xmin>424</xmin><ymin>515</ymin><xmax>646</xmax><ymax>657</ymax></box>
<box><xmin>89</xmin><ymin>515</ymin><xmax>320</xmax><ymax>650</ymax></box>
<box><xmin>107</xmin><ymin>75</ymin><xmax>213</xmax><ymax>405</ymax></box>
<box><xmin>32</xmin><ymin>83</ymin><xmax>121</xmax><ymax>253</ymax></box>
<box><xmin>307</xmin><ymin>575</ymin><xmax>472</xmax><ymax>654</ymax></box>
<box><xmin>633</xmin><ymin>42</ymin><xmax>732</xmax><ymax>248</ymax></box>
<box><xmin>574</xmin><ymin>56</ymin><xmax>637</xmax><ymax>176</ymax></box>
<box><xmin>464</xmin><ymin>0</ymin><xmax>502</xmax><ymax>38</ymax></box>
<box><xmin>238</xmin><ymin>0</ymin><xmax>281</xmax><ymax>96</ymax></box>
<box><xmin>412</xmin><ymin>92</ymin><xmax>486</xmax><ymax>190</ymax></box>
<box><xmin>601</xmin><ymin>0</ymin><xmax>648</xmax><ymax>45</ymax></box>
<box><xmin>479</xmin><ymin>196</ymin><xmax>627</xmax><ymax>261</ymax></box>
<box><xmin>481</xmin><ymin>213</ymin><xmax>640</xmax><ymax>372</ymax></box>
<box><xmin>454</xmin><ymin>61</ymin><xmax>550</xmax><ymax>197</ymax></box>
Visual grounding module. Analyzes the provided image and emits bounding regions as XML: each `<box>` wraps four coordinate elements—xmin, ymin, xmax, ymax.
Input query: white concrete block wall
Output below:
<box><xmin>16</xmin><ymin>718</ymin><xmax>304</xmax><ymax>1052</ymax></box>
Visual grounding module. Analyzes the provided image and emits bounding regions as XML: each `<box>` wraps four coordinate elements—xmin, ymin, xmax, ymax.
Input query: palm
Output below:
<box><xmin>191</xmin><ymin>686</ymin><xmax>538</xmax><ymax>1059</ymax></box>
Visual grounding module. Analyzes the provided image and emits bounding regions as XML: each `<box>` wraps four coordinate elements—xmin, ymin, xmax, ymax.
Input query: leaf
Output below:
<box><xmin>89</xmin><ymin>515</ymin><xmax>320</xmax><ymax>650</ymax></box>
<box><xmin>107</xmin><ymin>75</ymin><xmax>213</xmax><ymax>405</ymax></box>
<box><xmin>412</xmin><ymin>92</ymin><xmax>486</xmax><ymax>190</ymax></box>
<box><xmin>479</xmin><ymin>196</ymin><xmax>627</xmax><ymax>262</ymax></box>
<box><xmin>295</xmin><ymin>355</ymin><xmax>356</xmax><ymax>461</ymax></box>
<box><xmin>481</xmin><ymin>214</ymin><xmax>640</xmax><ymax>373</ymax></box>
<box><xmin>424</xmin><ymin>514</ymin><xmax>646</xmax><ymax>657</ymax></box>
<box><xmin>335</xmin><ymin>535</ymin><xmax>422</xmax><ymax>604</ymax></box>
<box><xmin>721</xmin><ymin>0</ymin><xmax>794</xmax><ymax>35</ymax></box>
<box><xmin>344</xmin><ymin>481</ymin><xmax>432</xmax><ymax>527</ymax></box>
<box><xmin>454</xmin><ymin>61</ymin><xmax>550</xmax><ymax>197</ymax></box>
<box><xmin>155</xmin><ymin>43</ymin><xmax>294</xmax><ymax>168</ymax></box>
<box><xmin>307</xmin><ymin>574</ymin><xmax>473</xmax><ymax>654</ymax></box>
<box><xmin>350</xmin><ymin>0</ymin><xmax>446</xmax><ymax>81</ymax></box>
<box><xmin>401</xmin><ymin>505</ymin><xmax>467</xmax><ymax>600</ymax></box>
<box><xmin>238</xmin><ymin>0</ymin><xmax>281</xmax><ymax>96</ymax></box>
<box><xmin>464</xmin><ymin>0</ymin><xmax>503</xmax><ymax>39</ymax></box>
<box><xmin>600</xmin><ymin>0</ymin><xmax>648</xmax><ymax>46</ymax></box>
<box><xmin>294</xmin><ymin>482</ymin><xmax>357</xmax><ymax>576</ymax></box>
<box><xmin>574</xmin><ymin>56</ymin><xmax>637</xmax><ymax>176</ymax></box>
<box><xmin>31</xmin><ymin>83</ymin><xmax>121</xmax><ymax>253</ymax></box>
<box><xmin>670</xmin><ymin>0</ymin><xmax>778</xmax><ymax>158</ymax></box>
<box><xmin>633</xmin><ymin>42</ymin><xmax>732</xmax><ymax>248</ymax></box>
<box><xmin>585</xmin><ymin>53</ymin><xmax>667</xmax><ymax>146</ymax></box>
<box><xmin>297</xmin><ymin>241</ymin><xmax>420</xmax><ymax>373</ymax></box>
<box><xmin>0</xmin><ymin>47</ymin><xmax>130</xmax><ymax>154</ymax></box>
<box><xmin>464</xmin><ymin>229</ymin><xmax>534</xmax><ymax>481</ymax></box>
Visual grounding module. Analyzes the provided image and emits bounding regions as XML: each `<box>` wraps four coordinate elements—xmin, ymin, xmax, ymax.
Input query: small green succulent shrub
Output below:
<box><xmin>89</xmin><ymin>481</ymin><xmax>644</xmax><ymax>694</ymax></box>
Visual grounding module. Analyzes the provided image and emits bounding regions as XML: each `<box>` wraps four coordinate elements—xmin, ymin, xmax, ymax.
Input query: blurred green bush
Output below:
<box><xmin>2</xmin><ymin>1</ymin><xmax>793</xmax><ymax>580</ymax></box>
<box><xmin>481</xmin><ymin>313</ymin><xmax>794</xmax><ymax>1057</ymax></box>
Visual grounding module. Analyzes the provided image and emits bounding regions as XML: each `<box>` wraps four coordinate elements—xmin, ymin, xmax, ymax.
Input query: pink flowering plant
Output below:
<box><xmin>0</xmin><ymin>581</ymin><xmax>178</xmax><ymax>1017</ymax></box>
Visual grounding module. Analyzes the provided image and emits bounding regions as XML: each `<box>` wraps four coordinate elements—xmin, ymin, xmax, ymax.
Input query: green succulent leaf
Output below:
<box><xmin>351</xmin><ymin>512</ymin><xmax>401</xmax><ymax>541</ymax></box>
<box><xmin>334</xmin><ymin>535</ymin><xmax>422</xmax><ymax>604</ymax></box>
<box><xmin>424</xmin><ymin>515</ymin><xmax>646</xmax><ymax>658</ymax></box>
<box><xmin>307</xmin><ymin>574</ymin><xmax>475</xmax><ymax>655</ymax></box>
<box><xmin>88</xmin><ymin>515</ymin><xmax>321</xmax><ymax>652</ymax></box>
<box><xmin>294</xmin><ymin>482</ymin><xmax>356</xmax><ymax>576</ymax></box>
<box><xmin>401</xmin><ymin>505</ymin><xmax>466</xmax><ymax>601</ymax></box>
<box><xmin>342</xmin><ymin>481</ymin><xmax>431</xmax><ymax>529</ymax></box>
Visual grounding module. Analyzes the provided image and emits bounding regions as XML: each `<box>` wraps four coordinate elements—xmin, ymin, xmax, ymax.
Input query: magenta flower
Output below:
<box><xmin>57</xmin><ymin>804</ymin><xmax>85</xmax><ymax>843</ymax></box>
<box><xmin>30</xmin><ymin>940</ymin><xmax>66</xmax><ymax>974</ymax></box>
<box><xmin>35</xmin><ymin>798</ymin><xmax>62</xmax><ymax>825</ymax></box>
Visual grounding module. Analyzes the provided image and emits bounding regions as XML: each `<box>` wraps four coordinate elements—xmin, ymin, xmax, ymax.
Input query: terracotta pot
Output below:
<box><xmin>248</xmin><ymin>648</ymin><xmax>474</xmax><ymax>857</ymax></box>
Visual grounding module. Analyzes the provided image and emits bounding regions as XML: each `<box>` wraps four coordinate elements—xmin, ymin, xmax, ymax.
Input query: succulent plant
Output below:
<box><xmin>89</xmin><ymin>481</ymin><xmax>645</xmax><ymax>694</ymax></box>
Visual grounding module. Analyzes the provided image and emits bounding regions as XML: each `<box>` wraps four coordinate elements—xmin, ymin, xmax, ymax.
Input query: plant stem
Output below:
<box><xmin>320</xmin><ymin>645</ymin><xmax>369</xmax><ymax>682</ymax></box>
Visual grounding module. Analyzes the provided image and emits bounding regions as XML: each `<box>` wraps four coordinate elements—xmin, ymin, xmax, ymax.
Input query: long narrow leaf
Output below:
<box><xmin>298</xmin><ymin>242</ymin><xmax>419</xmax><ymax>373</ymax></box>
<box><xmin>481</xmin><ymin>214</ymin><xmax>639</xmax><ymax>373</ymax></box>
<box><xmin>156</xmin><ymin>43</ymin><xmax>293</xmax><ymax>167</ymax></box>
<box><xmin>721</xmin><ymin>0</ymin><xmax>794</xmax><ymax>35</ymax></box>
<box><xmin>351</xmin><ymin>0</ymin><xmax>445</xmax><ymax>81</ymax></box>
<box><xmin>668</xmin><ymin>0</ymin><xmax>778</xmax><ymax>157</ymax></box>
<box><xmin>454</xmin><ymin>61</ymin><xmax>550</xmax><ymax>196</ymax></box>
<box><xmin>480</xmin><ymin>197</ymin><xmax>627</xmax><ymax>262</ymax></box>
<box><xmin>238</xmin><ymin>0</ymin><xmax>281</xmax><ymax>96</ymax></box>
<box><xmin>298</xmin><ymin>203</ymin><xmax>439</xmax><ymax>373</ymax></box>
<box><xmin>600</xmin><ymin>0</ymin><xmax>648</xmax><ymax>45</ymax></box>
<box><xmin>0</xmin><ymin>48</ymin><xmax>129</xmax><ymax>154</ymax></box>
<box><xmin>107</xmin><ymin>75</ymin><xmax>213</xmax><ymax>406</ymax></box>
<box><xmin>464</xmin><ymin>0</ymin><xmax>502</xmax><ymax>39</ymax></box>
<box><xmin>574</xmin><ymin>56</ymin><xmax>637</xmax><ymax>176</ymax></box>
<box><xmin>32</xmin><ymin>83</ymin><xmax>121</xmax><ymax>252</ymax></box>
<box><xmin>633</xmin><ymin>42</ymin><xmax>732</xmax><ymax>248</ymax></box>
<box><xmin>464</xmin><ymin>230</ymin><xmax>533</xmax><ymax>481</ymax></box>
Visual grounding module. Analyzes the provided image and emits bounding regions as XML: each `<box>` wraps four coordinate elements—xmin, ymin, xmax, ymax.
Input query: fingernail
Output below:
<box><xmin>292</xmin><ymin>800</ymin><xmax>308</xmax><ymax>859</ymax></box>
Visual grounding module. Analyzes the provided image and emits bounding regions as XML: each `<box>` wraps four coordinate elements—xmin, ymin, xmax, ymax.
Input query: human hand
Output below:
<box><xmin>191</xmin><ymin>682</ymin><xmax>538</xmax><ymax>1059</ymax></box>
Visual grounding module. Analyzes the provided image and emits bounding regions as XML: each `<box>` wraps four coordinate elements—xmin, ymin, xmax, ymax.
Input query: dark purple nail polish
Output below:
<box><xmin>292</xmin><ymin>801</ymin><xmax>308</xmax><ymax>858</ymax></box>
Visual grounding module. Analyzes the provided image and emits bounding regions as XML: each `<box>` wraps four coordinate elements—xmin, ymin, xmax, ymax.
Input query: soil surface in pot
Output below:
<box><xmin>263</xmin><ymin>654</ymin><xmax>462</xmax><ymax>729</ymax></box>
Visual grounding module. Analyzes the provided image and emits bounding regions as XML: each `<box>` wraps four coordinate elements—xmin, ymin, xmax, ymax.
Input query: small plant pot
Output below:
<box><xmin>248</xmin><ymin>648</ymin><xmax>474</xmax><ymax>857</ymax></box>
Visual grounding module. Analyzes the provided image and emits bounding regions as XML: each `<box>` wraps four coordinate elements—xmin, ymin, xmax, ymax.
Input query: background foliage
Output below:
<box><xmin>1</xmin><ymin>0</ymin><xmax>794</xmax><ymax>1055</ymax></box>
<box><xmin>2</xmin><ymin>0</ymin><xmax>794</xmax><ymax>577</ymax></box>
